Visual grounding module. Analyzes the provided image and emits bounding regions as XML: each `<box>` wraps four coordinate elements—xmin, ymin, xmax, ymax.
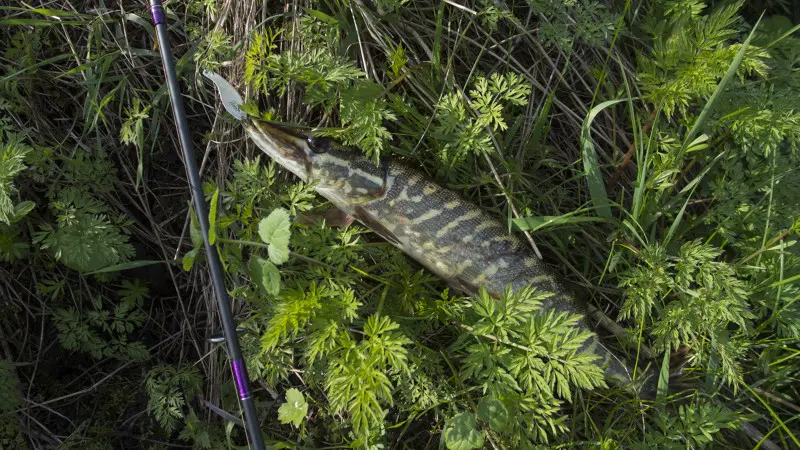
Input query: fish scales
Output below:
<box><xmin>370</xmin><ymin>163</ymin><xmax>561</xmax><ymax>302</ymax></box>
<box><xmin>296</xmin><ymin>145</ymin><xmax>633</xmax><ymax>384</ymax></box>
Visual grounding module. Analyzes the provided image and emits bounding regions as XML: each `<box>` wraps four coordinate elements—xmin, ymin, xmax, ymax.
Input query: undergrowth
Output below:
<box><xmin>1</xmin><ymin>0</ymin><xmax>798</xmax><ymax>449</ymax></box>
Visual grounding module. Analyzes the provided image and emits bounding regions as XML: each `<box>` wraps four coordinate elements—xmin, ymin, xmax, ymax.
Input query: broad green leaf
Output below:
<box><xmin>685</xmin><ymin>133</ymin><xmax>710</xmax><ymax>153</ymax></box>
<box><xmin>269</xmin><ymin>241</ymin><xmax>290</xmax><ymax>266</ymax></box>
<box><xmin>10</xmin><ymin>201</ymin><xmax>35</xmax><ymax>223</ymax></box>
<box><xmin>304</xmin><ymin>8</ymin><xmax>339</xmax><ymax>25</ymax></box>
<box><xmin>208</xmin><ymin>188</ymin><xmax>219</xmax><ymax>245</ymax></box>
<box><xmin>189</xmin><ymin>206</ymin><xmax>203</xmax><ymax>248</ymax></box>
<box><xmin>580</xmin><ymin>99</ymin><xmax>627</xmax><ymax>219</ymax></box>
<box><xmin>123</xmin><ymin>12</ymin><xmax>155</xmax><ymax>38</ymax></box>
<box><xmin>258</xmin><ymin>208</ymin><xmax>291</xmax><ymax>265</ymax></box>
<box><xmin>443</xmin><ymin>412</ymin><xmax>483</xmax><ymax>450</ymax></box>
<box><xmin>477</xmin><ymin>396</ymin><xmax>510</xmax><ymax>432</ymax></box>
<box><xmin>277</xmin><ymin>388</ymin><xmax>307</xmax><ymax>427</ymax></box>
<box><xmin>183</xmin><ymin>249</ymin><xmax>197</xmax><ymax>272</ymax></box>
<box><xmin>249</xmin><ymin>256</ymin><xmax>280</xmax><ymax>296</ymax></box>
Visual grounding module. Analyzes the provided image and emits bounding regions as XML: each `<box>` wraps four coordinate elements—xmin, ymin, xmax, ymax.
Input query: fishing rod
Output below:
<box><xmin>149</xmin><ymin>1</ymin><xmax>265</xmax><ymax>448</ymax></box>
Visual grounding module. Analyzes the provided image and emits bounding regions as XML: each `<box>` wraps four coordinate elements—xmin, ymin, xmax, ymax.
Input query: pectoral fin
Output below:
<box><xmin>447</xmin><ymin>276</ymin><xmax>501</xmax><ymax>299</ymax></box>
<box><xmin>447</xmin><ymin>276</ymin><xmax>479</xmax><ymax>296</ymax></box>
<box><xmin>296</xmin><ymin>208</ymin><xmax>354</xmax><ymax>227</ymax></box>
<box><xmin>352</xmin><ymin>205</ymin><xmax>402</xmax><ymax>246</ymax></box>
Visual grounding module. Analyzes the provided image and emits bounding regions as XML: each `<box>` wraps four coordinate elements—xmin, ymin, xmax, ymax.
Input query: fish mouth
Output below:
<box><xmin>247</xmin><ymin>120</ymin><xmax>312</xmax><ymax>180</ymax></box>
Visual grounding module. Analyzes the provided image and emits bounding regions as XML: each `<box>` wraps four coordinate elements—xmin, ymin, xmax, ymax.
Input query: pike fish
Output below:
<box><xmin>204</xmin><ymin>71</ymin><xmax>651</xmax><ymax>392</ymax></box>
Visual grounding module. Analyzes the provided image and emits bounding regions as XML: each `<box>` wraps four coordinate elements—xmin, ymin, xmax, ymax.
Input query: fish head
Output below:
<box><xmin>246</xmin><ymin>120</ymin><xmax>387</xmax><ymax>202</ymax></box>
<box><xmin>203</xmin><ymin>70</ymin><xmax>387</xmax><ymax>202</ymax></box>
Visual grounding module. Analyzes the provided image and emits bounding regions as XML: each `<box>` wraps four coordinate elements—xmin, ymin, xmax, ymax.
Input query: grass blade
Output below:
<box><xmin>581</xmin><ymin>99</ymin><xmax>627</xmax><ymax>219</ymax></box>
<box><xmin>675</xmin><ymin>14</ymin><xmax>763</xmax><ymax>164</ymax></box>
<box><xmin>664</xmin><ymin>153</ymin><xmax>722</xmax><ymax>245</ymax></box>
<box><xmin>529</xmin><ymin>91</ymin><xmax>554</xmax><ymax>150</ymax></box>
<box><xmin>209</xmin><ymin>188</ymin><xmax>219</xmax><ymax>245</ymax></box>
<box><xmin>0</xmin><ymin>18</ymin><xmax>91</xmax><ymax>26</ymax></box>
<box><xmin>742</xmin><ymin>383</ymin><xmax>800</xmax><ymax>447</ymax></box>
<box><xmin>0</xmin><ymin>53</ymin><xmax>73</xmax><ymax>83</ymax></box>
<box><xmin>0</xmin><ymin>6</ymin><xmax>92</xmax><ymax>18</ymax></box>
<box><xmin>512</xmin><ymin>213</ymin><xmax>606</xmax><ymax>233</ymax></box>
<box><xmin>656</xmin><ymin>349</ymin><xmax>670</xmax><ymax>405</ymax></box>
<box><xmin>86</xmin><ymin>260</ymin><xmax>174</xmax><ymax>274</ymax></box>
<box><xmin>766</xmin><ymin>22</ymin><xmax>800</xmax><ymax>48</ymax></box>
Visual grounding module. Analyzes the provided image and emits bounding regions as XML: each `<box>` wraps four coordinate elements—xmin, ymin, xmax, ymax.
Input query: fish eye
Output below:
<box><xmin>307</xmin><ymin>137</ymin><xmax>330</xmax><ymax>154</ymax></box>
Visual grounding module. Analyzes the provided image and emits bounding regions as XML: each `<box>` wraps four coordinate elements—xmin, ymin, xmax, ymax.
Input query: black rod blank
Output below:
<box><xmin>149</xmin><ymin>2</ymin><xmax>265</xmax><ymax>448</ymax></box>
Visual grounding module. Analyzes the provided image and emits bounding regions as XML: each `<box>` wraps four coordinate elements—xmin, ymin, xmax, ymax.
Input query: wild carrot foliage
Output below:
<box><xmin>0</xmin><ymin>0</ymin><xmax>798</xmax><ymax>448</ymax></box>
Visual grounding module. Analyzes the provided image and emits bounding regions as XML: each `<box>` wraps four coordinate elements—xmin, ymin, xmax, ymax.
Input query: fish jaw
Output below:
<box><xmin>245</xmin><ymin>120</ymin><xmax>313</xmax><ymax>182</ymax></box>
<box><xmin>204</xmin><ymin>70</ymin><xmax>314</xmax><ymax>181</ymax></box>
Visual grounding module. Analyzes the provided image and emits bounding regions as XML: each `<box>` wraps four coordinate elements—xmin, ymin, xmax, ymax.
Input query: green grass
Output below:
<box><xmin>1</xmin><ymin>0</ymin><xmax>799</xmax><ymax>449</ymax></box>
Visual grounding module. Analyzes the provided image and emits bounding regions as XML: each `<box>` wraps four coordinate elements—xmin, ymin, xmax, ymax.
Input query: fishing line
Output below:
<box><xmin>149</xmin><ymin>1</ymin><xmax>265</xmax><ymax>448</ymax></box>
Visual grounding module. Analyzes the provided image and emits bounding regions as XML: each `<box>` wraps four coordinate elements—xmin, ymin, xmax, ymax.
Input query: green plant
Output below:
<box><xmin>2</xmin><ymin>0</ymin><xmax>799</xmax><ymax>448</ymax></box>
<box><xmin>433</xmin><ymin>72</ymin><xmax>531</xmax><ymax>166</ymax></box>
<box><xmin>52</xmin><ymin>281</ymin><xmax>149</xmax><ymax>361</ymax></box>
<box><xmin>0</xmin><ymin>131</ymin><xmax>32</xmax><ymax>225</ymax></box>
<box><xmin>452</xmin><ymin>286</ymin><xmax>606</xmax><ymax>446</ymax></box>
<box><xmin>146</xmin><ymin>365</ymin><xmax>203</xmax><ymax>434</ymax></box>
<box><xmin>195</xmin><ymin>29</ymin><xmax>235</xmax><ymax>71</ymax></box>
<box><xmin>0</xmin><ymin>360</ymin><xmax>23</xmax><ymax>448</ymax></box>
<box><xmin>0</xmin><ymin>131</ymin><xmax>32</xmax><ymax>262</ymax></box>
<box><xmin>244</xmin><ymin>21</ymin><xmax>395</xmax><ymax>161</ymax></box>
<box><xmin>178</xmin><ymin>409</ymin><xmax>229</xmax><ymax>450</ymax></box>
<box><xmin>645</xmin><ymin>400</ymin><xmax>745</xmax><ymax>449</ymax></box>
<box><xmin>277</xmin><ymin>388</ymin><xmax>308</xmax><ymax>427</ymax></box>
<box><xmin>33</xmin><ymin>188</ymin><xmax>134</xmax><ymax>272</ymax></box>
<box><xmin>527</xmin><ymin>0</ymin><xmax>619</xmax><ymax>50</ymax></box>
<box><xmin>637</xmin><ymin>0</ymin><xmax>769</xmax><ymax>120</ymax></box>
<box><xmin>0</xmin><ymin>359</ymin><xmax>21</xmax><ymax>414</ymax></box>
<box><xmin>619</xmin><ymin>240</ymin><xmax>754</xmax><ymax>388</ymax></box>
